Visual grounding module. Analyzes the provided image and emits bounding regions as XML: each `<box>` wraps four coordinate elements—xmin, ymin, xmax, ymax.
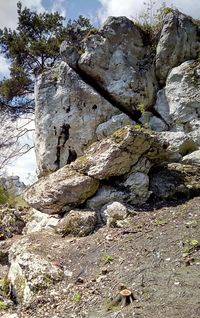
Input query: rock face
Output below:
<box><xmin>156</xmin><ymin>10</ymin><xmax>200</xmax><ymax>84</ymax></box>
<box><xmin>35</xmin><ymin>62</ymin><xmax>120</xmax><ymax>176</ymax></box>
<box><xmin>61</xmin><ymin>16</ymin><xmax>157</xmax><ymax>116</ymax></box>
<box><xmin>23</xmin><ymin>166</ymin><xmax>99</xmax><ymax>214</ymax></box>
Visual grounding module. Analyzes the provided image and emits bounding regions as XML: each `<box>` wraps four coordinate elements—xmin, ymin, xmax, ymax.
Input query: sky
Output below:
<box><xmin>0</xmin><ymin>0</ymin><xmax>199</xmax><ymax>183</ymax></box>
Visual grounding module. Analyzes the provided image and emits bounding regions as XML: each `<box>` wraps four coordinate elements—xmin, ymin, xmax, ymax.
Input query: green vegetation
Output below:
<box><xmin>72</xmin><ymin>291</ymin><xmax>82</xmax><ymax>303</ymax></box>
<box><xmin>0</xmin><ymin>185</ymin><xmax>28</xmax><ymax>208</ymax></box>
<box><xmin>101</xmin><ymin>255</ymin><xmax>114</xmax><ymax>264</ymax></box>
<box><xmin>0</xmin><ymin>301</ymin><xmax>8</xmax><ymax>310</ymax></box>
<box><xmin>0</xmin><ymin>1</ymin><xmax>93</xmax><ymax>114</ymax></box>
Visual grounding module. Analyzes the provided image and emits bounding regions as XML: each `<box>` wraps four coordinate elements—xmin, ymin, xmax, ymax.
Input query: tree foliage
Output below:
<box><xmin>0</xmin><ymin>1</ymin><xmax>93</xmax><ymax>114</ymax></box>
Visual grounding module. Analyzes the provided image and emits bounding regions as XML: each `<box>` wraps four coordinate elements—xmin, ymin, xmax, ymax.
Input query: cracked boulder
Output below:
<box><xmin>71</xmin><ymin>125</ymin><xmax>172</xmax><ymax>180</ymax></box>
<box><xmin>61</xmin><ymin>16</ymin><xmax>157</xmax><ymax>116</ymax></box>
<box><xmin>35</xmin><ymin>61</ymin><xmax>120</xmax><ymax>177</ymax></box>
<box><xmin>156</xmin><ymin>9</ymin><xmax>200</xmax><ymax>85</ymax></box>
<box><xmin>23</xmin><ymin>166</ymin><xmax>99</xmax><ymax>214</ymax></box>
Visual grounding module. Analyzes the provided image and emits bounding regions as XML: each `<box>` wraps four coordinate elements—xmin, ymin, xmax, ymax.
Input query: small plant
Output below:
<box><xmin>138</xmin><ymin>103</ymin><xmax>145</xmax><ymax>113</ymax></box>
<box><xmin>0</xmin><ymin>301</ymin><xmax>7</xmax><ymax>310</ymax></box>
<box><xmin>72</xmin><ymin>291</ymin><xmax>82</xmax><ymax>303</ymax></box>
<box><xmin>101</xmin><ymin>255</ymin><xmax>114</xmax><ymax>264</ymax></box>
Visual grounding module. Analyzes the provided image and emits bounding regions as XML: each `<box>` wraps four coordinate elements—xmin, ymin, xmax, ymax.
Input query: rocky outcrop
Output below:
<box><xmin>72</xmin><ymin>126</ymin><xmax>171</xmax><ymax>179</ymax></box>
<box><xmin>154</xmin><ymin>60</ymin><xmax>200</xmax><ymax>144</ymax></box>
<box><xmin>8</xmin><ymin>237</ymin><xmax>64</xmax><ymax>304</ymax></box>
<box><xmin>35</xmin><ymin>62</ymin><xmax>120</xmax><ymax>176</ymax></box>
<box><xmin>156</xmin><ymin>10</ymin><xmax>200</xmax><ymax>84</ymax></box>
<box><xmin>23</xmin><ymin>166</ymin><xmax>99</xmax><ymax>214</ymax></box>
<box><xmin>61</xmin><ymin>16</ymin><xmax>157</xmax><ymax>116</ymax></box>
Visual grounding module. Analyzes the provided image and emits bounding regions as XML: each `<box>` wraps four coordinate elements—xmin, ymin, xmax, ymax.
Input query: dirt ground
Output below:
<box><xmin>3</xmin><ymin>196</ymin><xmax>200</xmax><ymax>318</ymax></box>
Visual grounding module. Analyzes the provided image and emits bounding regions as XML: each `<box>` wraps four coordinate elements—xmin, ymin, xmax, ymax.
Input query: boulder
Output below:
<box><xmin>23</xmin><ymin>209</ymin><xmax>60</xmax><ymax>234</ymax></box>
<box><xmin>55</xmin><ymin>210</ymin><xmax>97</xmax><ymax>237</ymax></box>
<box><xmin>62</xmin><ymin>16</ymin><xmax>157</xmax><ymax>115</ymax></box>
<box><xmin>158</xmin><ymin>131</ymin><xmax>199</xmax><ymax>158</ymax></box>
<box><xmin>156</xmin><ymin>10</ymin><xmax>200</xmax><ymax>84</ymax></box>
<box><xmin>23</xmin><ymin>166</ymin><xmax>99</xmax><ymax>214</ymax></box>
<box><xmin>96</xmin><ymin>113</ymin><xmax>135</xmax><ymax>140</ymax></box>
<box><xmin>155</xmin><ymin>61</ymin><xmax>200</xmax><ymax>129</ymax></box>
<box><xmin>71</xmin><ymin>125</ymin><xmax>172</xmax><ymax>180</ymax></box>
<box><xmin>122</xmin><ymin>171</ymin><xmax>150</xmax><ymax>204</ymax></box>
<box><xmin>182</xmin><ymin>150</ymin><xmax>200</xmax><ymax>166</ymax></box>
<box><xmin>8</xmin><ymin>237</ymin><xmax>64</xmax><ymax>304</ymax></box>
<box><xmin>86</xmin><ymin>186</ymin><xmax>126</xmax><ymax>211</ymax></box>
<box><xmin>101</xmin><ymin>202</ymin><xmax>128</xmax><ymax>227</ymax></box>
<box><xmin>35</xmin><ymin>61</ymin><xmax>120</xmax><ymax>176</ymax></box>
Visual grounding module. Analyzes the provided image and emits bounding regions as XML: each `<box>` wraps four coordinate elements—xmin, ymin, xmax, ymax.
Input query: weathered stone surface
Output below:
<box><xmin>155</xmin><ymin>61</ymin><xmax>200</xmax><ymax>130</ymax></box>
<box><xmin>0</xmin><ymin>207</ymin><xmax>26</xmax><ymax>240</ymax></box>
<box><xmin>122</xmin><ymin>171</ymin><xmax>150</xmax><ymax>204</ymax></box>
<box><xmin>86</xmin><ymin>186</ymin><xmax>126</xmax><ymax>211</ymax></box>
<box><xmin>96</xmin><ymin>113</ymin><xmax>135</xmax><ymax>140</ymax></box>
<box><xmin>35</xmin><ymin>61</ymin><xmax>120</xmax><ymax>176</ymax></box>
<box><xmin>158</xmin><ymin>131</ymin><xmax>199</xmax><ymax>158</ymax></box>
<box><xmin>23</xmin><ymin>209</ymin><xmax>60</xmax><ymax>234</ymax></box>
<box><xmin>72</xmin><ymin>125</ymin><xmax>172</xmax><ymax>180</ymax></box>
<box><xmin>23</xmin><ymin>166</ymin><xmax>99</xmax><ymax>214</ymax></box>
<box><xmin>8</xmin><ymin>237</ymin><xmax>64</xmax><ymax>303</ymax></box>
<box><xmin>182</xmin><ymin>150</ymin><xmax>200</xmax><ymax>166</ymax></box>
<box><xmin>62</xmin><ymin>16</ymin><xmax>157</xmax><ymax>115</ymax></box>
<box><xmin>56</xmin><ymin>210</ymin><xmax>97</xmax><ymax>237</ymax></box>
<box><xmin>149</xmin><ymin>163</ymin><xmax>200</xmax><ymax>200</ymax></box>
<box><xmin>101</xmin><ymin>202</ymin><xmax>128</xmax><ymax>227</ymax></box>
<box><xmin>156</xmin><ymin>10</ymin><xmax>200</xmax><ymax>84</ymax></box>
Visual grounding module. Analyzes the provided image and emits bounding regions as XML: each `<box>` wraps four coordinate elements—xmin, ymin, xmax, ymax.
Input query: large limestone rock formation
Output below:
<box><xmin>156</xmin><ymin>10</ymin><xmax>200</xmax><ymax>84</ymax></box>
<box><xmin>61</xmin><ymin>16</ymin><xmax>157</xmax><ymax>116</ymax></box>
<box><xmin>35</xmin><ymin>61</ymin><xmax>120</xmax><ymax>176</ymax></box>
<box><xmin>155</xmin><ymin>60</ymin><xmax>200</xmax><ymax>143</ymax></box>
<box><xmin>24</xmin><ymin>126</ymin><xmax>173</xmax><ymax>214</ymax></box>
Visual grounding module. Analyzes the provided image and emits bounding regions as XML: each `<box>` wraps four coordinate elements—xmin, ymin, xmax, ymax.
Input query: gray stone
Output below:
<box><xmin>101</xmin><ymin>202</ymin><xmax>128</xmax><ymax>227</ymax></box>
<box><xmin>56</xmin><ymin>210</ymin><xmax>97</xmax><ymax>237</ymax></box>
<box><xmin>86</xmin><ymin>186</ymin><xmax>126</xmax><ymax>211</ymax></box>
<box><xmin>8</xmin><ymin>237</ymin><xmax>64</xmax><ymax>303</ymax></box>
<box><xmin>35</xmin><ymin>61</ymin><xmax>120</xmax><ymax>176</ymax></box>
<box><xmin>72</xmin><ymin>125</ymin><xmax>172</xmax><ymax>180</ymax></box>
<box><xmin>158</xmin><ymin>131</ymin><xmax>199</xmax><ymax>157</ymax></box>
<box><xmin>96</xmin><ymin>113</ymin><xmax>135</xmax><ymax>139</ymax></box>
<box><xmin>156</xmin><ymin>10</ymin><xmax>200</xmax><ymax>84</ymax></box>
<box><xmin>23</xmin><ymin>209</ymin><xmax>60</xmax><ymax>234</ymax></box>
<box><xmin>62</xmin><ymin>16</ymin><xmax>157</xmax><ymax>115</ymax></box>
<box><xmin>23</xmin><ymin>165</ymin><xmax>99</xmax><ymax>215</ymax></box>
<box><xmin>182</xmin><ymin>150</ymin><xmax>200</xmax><ymax>166</ymax></box>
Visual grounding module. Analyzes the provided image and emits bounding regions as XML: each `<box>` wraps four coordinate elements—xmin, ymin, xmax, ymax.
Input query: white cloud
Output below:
<box><xmin>0</xmin><ymin>0</ymin><xmax>45</xmax><ymax>29</ymax></box>
<box><xmin>50</xmin><ymin>0</ymin><xmax>66</xmax><ymax>17</ymax></box>
<box><xmin>0</xmin><ymin>56</ymin><xmax>10</xmax><ymax>79</ymax></box>
<box><xmin>98</xmin><ymin>0</ymin><xmax>200</xmax><ymax>24</ymax></box>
